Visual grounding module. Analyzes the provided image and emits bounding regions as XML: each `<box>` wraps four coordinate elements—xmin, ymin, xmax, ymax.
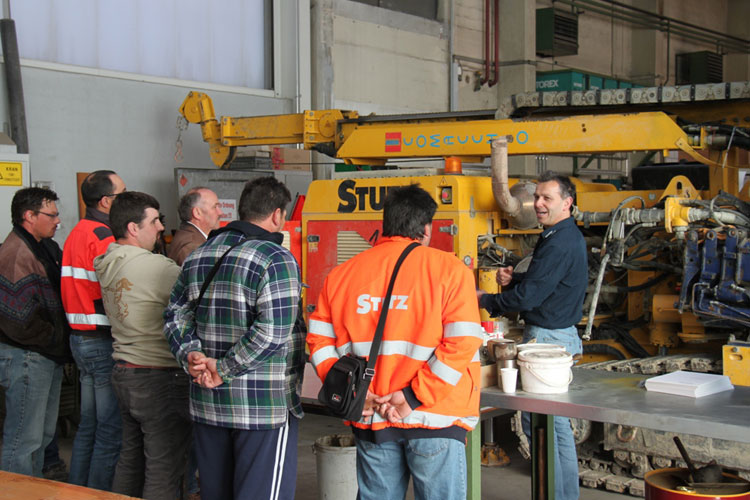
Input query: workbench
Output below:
<box><xmin>473</xmin><ymin>367</ymin><xmax>750</xmax><ymax>500</ymax></box>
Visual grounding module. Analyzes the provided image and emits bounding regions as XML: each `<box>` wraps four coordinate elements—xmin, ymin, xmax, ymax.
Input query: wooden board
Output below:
<box><xmin>0</xmin><ymin>471</ymin><xmax>139</xmax><ymax>499</ymax></box>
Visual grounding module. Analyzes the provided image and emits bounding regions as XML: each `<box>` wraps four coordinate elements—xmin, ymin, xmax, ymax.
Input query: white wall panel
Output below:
<box><xmin>0</xmin><ymin>1</ymin><xmax>307</xmax><ymax>244</ymax></box>
<box><xmin>332</xmin><ymin>15</ymin><xmax>448</xmax><ymax>112</ymax></box>
<box><xmin>5</xmin><ymin>68</ymin><xmax>294</xmax><ymax>242</ymax></box>
<box><xmin>12</xmin><ymin>0</ymin><xmax>268</xmax><ymax>89</ymax></box>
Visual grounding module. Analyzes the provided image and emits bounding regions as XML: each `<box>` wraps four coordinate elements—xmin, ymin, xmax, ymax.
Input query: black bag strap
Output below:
<box><xmin>363</xmin><ymin>241</ymin><xmax>420</xmax><ymax>379</ymax></box>
<box><xmin>196</xmin><ymin>237</ymin><xmax>256</xmax><ymax>306</ymax></box>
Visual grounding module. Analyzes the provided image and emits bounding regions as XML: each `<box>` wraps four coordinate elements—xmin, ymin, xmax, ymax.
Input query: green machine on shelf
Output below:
<box><xmin>536</xmin><ymin>70</ymin><xmax>641</xmax><ymax>92</ymax></box>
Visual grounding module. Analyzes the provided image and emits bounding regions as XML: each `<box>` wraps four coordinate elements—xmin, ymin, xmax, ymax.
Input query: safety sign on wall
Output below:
<box><xmin>0</xmin><ymin>162</ymin><xmax>23</xmax><ymax>186</ymax></box>
<box><xmin>219</xmin><ymin>199</ymin><xmax>237</xmax><ymax>223</ymax></box>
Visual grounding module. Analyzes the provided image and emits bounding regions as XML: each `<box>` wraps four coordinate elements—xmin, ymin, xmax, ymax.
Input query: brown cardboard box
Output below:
<box><xmin>272</xmin><ymin>147</ymin><xmax>311</xmax><ymax>171</ymax></box>
<box><xmin>480</xmin><ymin>363</ymin><xmax>498</xmax><ymax>388</ymax></box>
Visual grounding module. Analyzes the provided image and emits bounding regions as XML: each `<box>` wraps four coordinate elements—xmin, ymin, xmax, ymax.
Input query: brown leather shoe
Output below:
<box><xmin>481</xmin><ymin>443</ymin><xmax>511</xmax><ymax>467</ymax></box>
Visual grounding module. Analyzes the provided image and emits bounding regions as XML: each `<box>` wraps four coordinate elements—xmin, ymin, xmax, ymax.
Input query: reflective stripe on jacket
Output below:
<box><xmin>307</xmin><ymin>236</ymin><xmax>483</xmax><ymax>432</ymax></box>
<box><xmin>61</xmin><ymin>218</ymin><xmax>113</xmax><ymax>331</ymax></box>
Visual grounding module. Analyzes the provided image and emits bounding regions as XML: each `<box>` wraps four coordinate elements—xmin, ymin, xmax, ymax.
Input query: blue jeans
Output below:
<box><xmin>68</xmin><ymin>335</ymin><xmax>121</xmax><ymax>490</ymax></box>
<box><xmin>0</xmin><ymin>343</ymin><xmax>62</xmax><ymax>477</ymax></box>
<box><xmin>354</xmin><ymin>437</ymin><xmax>466</xmax><ymax>500</ymax></box>
<box><xmin>522</xmin><ymin>324</ymin><xmax>581</xmax><ymax>500</ymax></box>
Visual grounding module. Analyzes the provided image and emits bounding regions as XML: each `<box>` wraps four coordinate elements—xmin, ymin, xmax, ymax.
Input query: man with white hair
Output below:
<box><xmin>168</xmin><ymin>187</ymin><xmax>222</xmax><ymax>266</ymax></box>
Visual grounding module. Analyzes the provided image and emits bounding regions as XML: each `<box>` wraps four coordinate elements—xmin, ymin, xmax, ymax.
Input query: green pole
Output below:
<box><xmin>466</xmin><ymin>426</ymin><xmax>481</xmax><ymax>500</ymax></box>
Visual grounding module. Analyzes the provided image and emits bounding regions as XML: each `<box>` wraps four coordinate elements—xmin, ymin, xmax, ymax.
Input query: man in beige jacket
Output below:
<box><xmin>94</xmin><ymin>191</ymin><xmax>190</xmax><ymax>500</ymax></box>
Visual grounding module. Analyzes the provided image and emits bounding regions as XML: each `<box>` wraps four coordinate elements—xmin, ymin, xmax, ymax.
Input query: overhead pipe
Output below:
<box><xmin>482</xmin><ymin>0</ymin><xmax>490</xmax><ymax>85</ymax></box>
<box><xmin>448</xmin><ymin>0</ymin><xmax>457</xmax><ymax>111</ymax></box>
<box><xmin>605</xmin><ymin>0</ymin><xmax>749</xmax><ymax>48</ymax></box>
<box><xmin>0</xmin><ymin>18</ymin><xmax>28</xmax><ymax>153</ymax></box>
<box><xmin>557</xmin><ymin>0</ymin><xmax>750</xmax><ymax>54</ymax></box>
<box><xmin>481</xmin><ymin>0</ymin><xmax>499</xmax><ymax>87</ymax></box>
<box><xmin>490</xmin><ymin>0</ymin><xmax>499</xmax><ymax>86</ymax></box>
<box><xmin>555</xmin><ymin>2</ymin><xmax>721</xmax><ymax>49</ymax></box>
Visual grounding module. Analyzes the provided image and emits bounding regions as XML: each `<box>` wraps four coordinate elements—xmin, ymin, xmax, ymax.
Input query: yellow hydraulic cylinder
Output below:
<box><xmin>652</xmin><ymin>294</ymin><xmax>681</xmax><ymax>323</ymax></box>
<box><xmin>723</xmin><ymin>343</ymin><xmax>750</xmax><ymax>386</ymax></box>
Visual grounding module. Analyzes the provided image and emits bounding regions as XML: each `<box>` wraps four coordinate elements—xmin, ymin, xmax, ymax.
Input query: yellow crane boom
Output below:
<box><xmin>179</xmin><ymin>88</ymin><xmax>750</xmax><ymax>171</ymax></box>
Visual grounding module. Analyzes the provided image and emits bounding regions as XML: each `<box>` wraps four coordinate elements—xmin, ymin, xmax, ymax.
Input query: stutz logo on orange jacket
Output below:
<box><xmin>356</xmin><ymin>294</ymin><xmax>409</xmax><ymax>314</ymax></box>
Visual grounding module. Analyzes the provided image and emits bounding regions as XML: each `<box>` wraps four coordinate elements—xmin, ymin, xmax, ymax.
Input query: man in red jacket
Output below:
<box><xmin>62</xmin><ymin>170</ymin><xmax>125</xmax><ymax>491</ymax></box>
<box><xmin>308</xmin><ymin>184</ymin><xmax>483</xmax><ymax>500</ymax></box>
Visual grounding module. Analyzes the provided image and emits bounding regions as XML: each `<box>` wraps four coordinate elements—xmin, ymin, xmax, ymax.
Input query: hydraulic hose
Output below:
<box><xmin>688</xmin><ymin>208</ymin><xmax>750</xmax><ymax>227</ymax></box>
<box><xmin>584</xmin><ymin>253</ymin><xmax>610</xmax><ymax>341</ymax></box>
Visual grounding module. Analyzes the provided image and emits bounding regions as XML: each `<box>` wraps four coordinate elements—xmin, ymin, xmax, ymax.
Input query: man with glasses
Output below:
<box><xmin>0</xmin><ymin>188</ymin><xmax>70</xmax><ymax>477</ymax></box>
<box><xmin>62</xmin><ymin>170</ymin><xmax>126</xmax><ymax>491</ymax></box>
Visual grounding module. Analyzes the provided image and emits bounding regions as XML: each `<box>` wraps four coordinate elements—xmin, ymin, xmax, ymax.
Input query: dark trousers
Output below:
<box><xmin>111</xmin><ymin>364</ymin><xmax>192</xmax><ymax>500</ymax></box>
<box><xmin>43</xmin><ymin>430</ymin><xmax>62</xmax><ymax>468</ymax></box>
<box><xmin>194</xmin><ymin>415</ymin><xmax>299</xmax><ymax>500</ymax></box>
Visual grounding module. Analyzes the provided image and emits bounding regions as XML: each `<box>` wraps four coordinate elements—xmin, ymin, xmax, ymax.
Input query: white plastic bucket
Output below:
<box><xmin>313</xmin><ymin>434</ymin><xmax>358</xmax><ymax>499</ymax></box>
<box><xmin>517</xmin><ymin>349</ymin><xmax>574</xmax><ymax>394</ymax></box>
<box><xmin>516</xmin><ymin>343</ymin><xmax>564</xmax><ymax>354</ymax></box>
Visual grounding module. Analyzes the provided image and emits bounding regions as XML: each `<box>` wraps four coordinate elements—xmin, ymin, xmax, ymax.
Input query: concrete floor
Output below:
<box><xmin>50</xmin><ymin>410</ymin><xmax>630</xmax><ymax>499</ymax></box>
<box><xmin>294</xmin><ymin>411</ymin><xmax>629</xmax><ymax>500</ymax></box>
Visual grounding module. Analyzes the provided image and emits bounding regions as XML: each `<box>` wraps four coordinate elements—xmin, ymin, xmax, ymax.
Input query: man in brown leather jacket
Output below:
<box><xmin>166</xmin><ymin>186</ymin><xmax>222</xmax><ymax>499</ymax></box>
<box><xmin>0</xmin><ymin>187</ymin><xmax>70</xmax><ymax>477</ymax></box>
<box><xmin>168</xmin><ymin>187</ymin><xmax>222</xmax><ymax>266</ymax></box>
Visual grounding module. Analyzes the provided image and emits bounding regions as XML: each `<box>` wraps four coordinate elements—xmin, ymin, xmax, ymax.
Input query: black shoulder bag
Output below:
<box><xmin>317</xmin><ymin>242</ymin><xmax>420</xmax><ymax>421</ymax></box>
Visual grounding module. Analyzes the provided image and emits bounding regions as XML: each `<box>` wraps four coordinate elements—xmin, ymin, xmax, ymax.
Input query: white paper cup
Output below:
<box><xmin>500</xmin><ymin>367</ymin><xmax>518</xmax><ymax>394</ymax></box>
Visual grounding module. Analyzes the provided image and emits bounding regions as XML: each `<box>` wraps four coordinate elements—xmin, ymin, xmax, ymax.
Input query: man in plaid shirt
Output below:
<box><xmin>164</xmin><ymin>177</ymin><xmax>305</xmax><ymax>500</ymax></box>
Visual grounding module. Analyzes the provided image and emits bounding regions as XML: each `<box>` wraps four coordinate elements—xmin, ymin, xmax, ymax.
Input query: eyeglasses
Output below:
<box><xmin>37</xmin><ymin>211</ymin><xmax>60</xmax><ymax>219</ymax></box>
<box><xmin>103</xmin><ymin>188</ymin><xmax>127</xmax><ymax>199</ymax></box>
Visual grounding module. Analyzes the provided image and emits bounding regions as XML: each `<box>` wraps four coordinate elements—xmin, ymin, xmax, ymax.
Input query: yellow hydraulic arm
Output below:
<box><xmin>179</xmin><ymin>91</ymin><xmax>750</xmax><ymax>169</ymax></box>
<box><xmin>180</xmin><ymin>91</ymin><xmax>359</xmax><ymax>167</ymax></box>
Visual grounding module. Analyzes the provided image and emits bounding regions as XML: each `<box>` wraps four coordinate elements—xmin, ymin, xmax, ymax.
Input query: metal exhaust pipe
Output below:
<box><xmin>491</xmin><ymin>138</ymin><xmax>519</xmax><ymax>218</ymax></box>
<box><xmin>490</xmin><ymin>138</ymin><xmax>538</xmax><ymax>229</ymax></box>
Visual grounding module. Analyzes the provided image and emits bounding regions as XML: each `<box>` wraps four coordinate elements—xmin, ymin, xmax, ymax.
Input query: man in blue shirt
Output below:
<box><xmin>478</xmin><ymin>170</ymin><xmax>587</xmax><ymax>500</ymax></box>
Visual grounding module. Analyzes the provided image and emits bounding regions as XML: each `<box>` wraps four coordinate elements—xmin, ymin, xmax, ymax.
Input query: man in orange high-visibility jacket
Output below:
<box><xmin>308</xmin><ymin>184</ymin><xmax>483</xmax><ymax>500</ymax></box>
<box><xmin>62</xmin><ymin>170</ymin><xmax>126</xmax><ymax>490</ymax></box>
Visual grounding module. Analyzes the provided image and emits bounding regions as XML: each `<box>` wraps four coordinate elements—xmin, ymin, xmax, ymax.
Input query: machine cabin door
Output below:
<box><xmin>305</xmin><ymin>219</ymin><xmax>455</xmax><ymax>314</ymax></box>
